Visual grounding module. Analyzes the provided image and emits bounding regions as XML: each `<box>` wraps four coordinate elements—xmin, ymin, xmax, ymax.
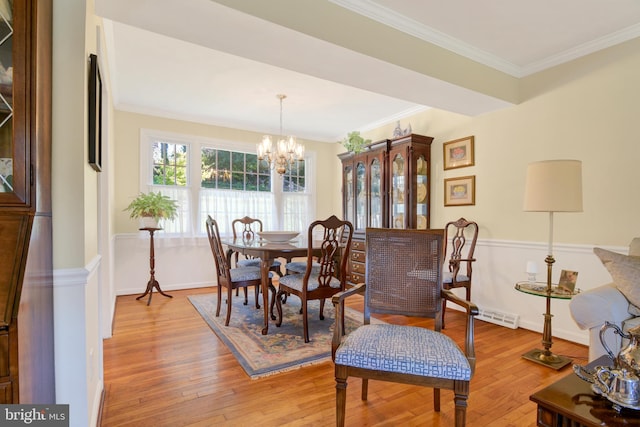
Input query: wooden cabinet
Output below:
<box><xmin>339</xmin><ymin>134</ymin><xmax>433</xmax><ymax>284</ymax></box>
<box><xmin>0</xmin><ymin>0</ymin><xmax>53</xmax><ymax>403</ymax></box>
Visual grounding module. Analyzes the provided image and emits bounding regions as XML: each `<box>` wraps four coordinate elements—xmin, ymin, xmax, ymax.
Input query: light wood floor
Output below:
<box><xmin>102</xmin><ymin>287</ymin><xmax>588</xmax><ymax>427</ymax></box>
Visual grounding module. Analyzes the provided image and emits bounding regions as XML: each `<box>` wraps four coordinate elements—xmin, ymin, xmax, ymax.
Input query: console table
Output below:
<box><xmin>530</xmin><ymin>355</ymin><xmax>640</xmax><ymax>426</ymax></box>
<box><xmin>136</xmin><ymin>227</ymin><xmax>172</xmax><ymax>305</ymax></box>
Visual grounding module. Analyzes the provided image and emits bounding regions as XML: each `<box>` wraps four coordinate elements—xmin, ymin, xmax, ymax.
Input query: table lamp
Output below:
<box><xmin>523</xmin><ymin>159</ymin><xmax>583</xmax><ymax>369</ymax></box>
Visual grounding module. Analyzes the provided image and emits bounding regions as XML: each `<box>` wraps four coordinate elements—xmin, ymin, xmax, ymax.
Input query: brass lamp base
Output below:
<box><xmin>522</xmin><ymin>348</ymin><xmax>571</xmax><ymax>370</ymax></box>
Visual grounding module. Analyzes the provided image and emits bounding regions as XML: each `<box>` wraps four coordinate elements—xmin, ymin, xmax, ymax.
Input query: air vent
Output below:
<box><xmin>476</xmin><ymin>307</ymin><xmax>519</xmax><ymax>329</ymax></box>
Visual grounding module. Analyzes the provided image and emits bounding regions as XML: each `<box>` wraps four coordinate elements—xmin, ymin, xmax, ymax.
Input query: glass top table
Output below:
<box><xmin>515</xmin><ymin>281</ymin><xmax>580</xmax><ymax>299</ymax></box>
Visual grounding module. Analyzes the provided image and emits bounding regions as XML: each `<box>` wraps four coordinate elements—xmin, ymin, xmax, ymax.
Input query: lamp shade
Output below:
<box><xmin>523</xmin><ymin>160</ymin><xmax>583</xmax><ymax>212</ymax></box>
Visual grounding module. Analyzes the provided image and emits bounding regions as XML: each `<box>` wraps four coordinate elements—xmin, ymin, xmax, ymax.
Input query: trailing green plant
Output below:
<box><xmin>124</xmin><ymin>191</ymin><xmax>178</xmax><ymax>221</ymax></box>
<box><xmin>340</xmin><ymin>131</ymin><xmax>371</xmax><ymax>154</ymax></box>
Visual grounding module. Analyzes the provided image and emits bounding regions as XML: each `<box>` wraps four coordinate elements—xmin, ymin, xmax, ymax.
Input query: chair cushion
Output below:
<box><xmin>237</xmin><ymin>258</ymin><xmax>282</xmax><ymax>269</ymax></box>
<box><xmin>442</xmin><ymin>271</ymin><xmax>470</xmax><ymax>284</ymax></box>
<box><xmin>285</xmin><ymin>261</ymin><xmax>320</xmax><ymax>274</ymax></box>
<box><xmin>230</xmin><ymin>266</ymin><xmax>273</xmax><ymax>282</ymax></box>
<box><xmin>334</xmin><ymin>324</ymin><xmax>471</xmax><ymax>381</ymax></box>
<box><xmin>594</xmin><ymin>247</ymin><xmax>640</xmax><ymax>312</ymax></box>
<box><xmin>278</xmin><ymin>272</ymin><xmax>341</xmax><ymax>292</ymax></box>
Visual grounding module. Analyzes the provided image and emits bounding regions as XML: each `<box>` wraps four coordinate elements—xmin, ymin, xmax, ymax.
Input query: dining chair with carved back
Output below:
<box><xmin>442</xmin><ymin>217</ymin><xmax>478</xmax><ymax>328</ymax></box>
<box><xmin>206</xmin><ymin>215</ymin><xmax>275</xmax><ymax>326</ymax></box>
<box><xmin>331</xmin><ymin>227</ymin><xmax>478</xmax><ymax>426</ymax></box>
<box><xmin>231</xmin><ymin>216</ymin><xmax>283</xmax><ymax>303</ymax></box>
<box><xmin>275</xmin><ymin>215</ymin><xmax>353</xmax><ymax>343</ymax></box>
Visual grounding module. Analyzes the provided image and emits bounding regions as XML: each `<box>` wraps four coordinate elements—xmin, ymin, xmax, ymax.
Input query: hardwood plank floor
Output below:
<box><xmin>102</xmin><ymin>287</ymin><xmax>588</xmax><ymax>426</ymax></box>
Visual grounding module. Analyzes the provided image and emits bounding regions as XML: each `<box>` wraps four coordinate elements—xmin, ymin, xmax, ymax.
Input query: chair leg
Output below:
<box><xmin>254</xmin><ymin>285</ymin><xmax>261</xmax><ymax>309</ymax></box>
<box><xmin>453</xmin><ymin>381</ymin><xmax>469</xmax><ymax>427</ymax></box>
<box><xmin>361</xmin><ymin>379</ymin><xmax>368</xmax><ymax>400</ymax></box>
<box><xmin>442</xmin><ymin>299</ymin><xmax>447</xmax><ymax>329</ymax></box>
<box><xmin>243</xmin><ymin>287</ymin><xmax>248</xmax><ymax>305</ymax></box>
<box><xmin>434</xmin><ymin>387</ymin><xmax>441</xmax><ymax>412</ymax></box>
<box><xmin>225</xmin><ymin>286</ymin><xmax>233</xmax><ymax>326</ymax></box>
<box><xmin>215</xmin><ymin>284</ymin><xmax>222</xmax><ymax>317</ymax></box>
<box><xmin>319</xmin><ymin>298</ymin><xmax>325</xmax><ymax>320</ymax></box>
<box><xmin>275</xmin><ymin>289</ymin><xmax>285</xmax><ymax>327</ymax></box>
<box><xmin>302</xmin><ymin>299</ymin><xmax>310</xmax><ymax>343</ymax></box>
<box><xmin>269</xmin><ymin>283</ymin><xmax>277</xmax><ymax>320</ymax></box>
<box><xmin>335</xmin><ymin>365</ymin><xmax>348</xmax><ymax>427</ymax></box>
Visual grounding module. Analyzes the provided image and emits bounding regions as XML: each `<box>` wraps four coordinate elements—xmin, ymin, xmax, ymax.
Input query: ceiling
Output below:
<box><xmin>95</xmin><ymin>0</ymin><xmax>640</xmax><ymax>143</ymax></box>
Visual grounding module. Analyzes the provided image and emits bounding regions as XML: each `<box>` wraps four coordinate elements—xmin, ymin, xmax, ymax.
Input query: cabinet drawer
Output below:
<box><xmin>349</xmin><ymin>272</ymin><xmax>365</xmax><ymax>284</ymax></box>
<box><xmin>351</xmin><ymin>251</ymin><xmax>365</xmax><ymax>263</ymax></box>
<box><xmin>352</xmin><ymin>262</ymin><xmax>365</xmax><ymax>274</ymax></box>
<box><xmin>352</xmin><ymin>240</ymin><xmax>365</xmax><ymax>251</ymax></box>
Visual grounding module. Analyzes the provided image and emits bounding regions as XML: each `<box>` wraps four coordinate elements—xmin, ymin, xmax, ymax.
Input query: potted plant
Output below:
<box><xmin>341</xmin><ymin>131</ymin><xmax>371</xmax><ymax>154</ymax></box>
<box><xmin>124</xmin><ymin>191</ymin><xmax>179</xmax><ymax>229</ymax></box>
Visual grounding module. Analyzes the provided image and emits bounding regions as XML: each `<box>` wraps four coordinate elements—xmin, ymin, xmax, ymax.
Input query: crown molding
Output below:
<box><xmin>330</xmin><ymin>0</ymin><xmax>640</xmax><ymax>78</ymax></box>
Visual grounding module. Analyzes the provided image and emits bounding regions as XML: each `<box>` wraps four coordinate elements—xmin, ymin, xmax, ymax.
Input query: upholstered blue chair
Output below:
<box><xmin>275</xmin><ymin>215</ymin><xmax>353</xmax><ymax>343</ymax></box>
<box><xmin>206</xmin><ymin>216</ymin><xmax>275</xmax><ymax>326</ymax></box>
<box><xmin>331</xmin><ymin>227</ymin><xmax>478</xmax><ymax>427</ymax></box>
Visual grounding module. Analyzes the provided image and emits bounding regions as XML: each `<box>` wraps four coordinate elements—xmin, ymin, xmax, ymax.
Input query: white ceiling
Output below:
<box><xmin>96</xmin><ymin>0</ymin><xmax>640</xmax><ymax>143</ymax></box>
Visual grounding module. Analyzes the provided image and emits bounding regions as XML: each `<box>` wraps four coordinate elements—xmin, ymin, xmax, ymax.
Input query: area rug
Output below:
<box><xmin>188</xmin><ymin>292</ymin><xmax>366</xmax><ymax>379</ymax></box>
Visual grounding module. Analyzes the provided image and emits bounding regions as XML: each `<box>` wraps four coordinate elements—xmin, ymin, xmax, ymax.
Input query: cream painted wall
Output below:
<box><xmin>353</xmin><ymin>37</ymin><xmax>640</xmax><ymax>247</ymax></box>
<box><xmin>113</xmin><ymin>110</ymin><xmax>341</xmax><ymax>233</ymax></box>
<box><xmin>52</xmin><ymin>1</ymin><xmax>105</xmax><ymax>426</ymax></box>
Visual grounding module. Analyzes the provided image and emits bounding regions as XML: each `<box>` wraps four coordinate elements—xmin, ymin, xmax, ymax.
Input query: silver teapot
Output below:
<box><xmin>595</xmin><ymin>365</ymin><xmax>640</xmax><ymax>405</ymax></box>
<box><xmin>600</xmin><ymin>321</ymin><xmax>640</xmax><ymax>374</ymax></box>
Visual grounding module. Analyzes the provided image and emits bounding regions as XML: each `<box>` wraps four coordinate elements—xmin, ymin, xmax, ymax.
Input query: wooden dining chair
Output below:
<box><xmin>231</xmin><ymin>216</ymin><xmax>283</xmax><ymax>275</ymax></box>
<box><xmin>442</xmin><ymin>217</ymin><xmax>478</xmax><ymax>328</ymax></box>
<box><xmin>206</xmin><ymin>215</ymin><xmax>275</xmax><ymax>326</ymax></box>
<box><xmin>230</xmin><ymin>216</ymin><xmax>283</xmax><ymax>304</ymax></box>
<box><xmin>275</xmin><ymin>215</ymin><xmax>353</xmax><ymax>343</ymax></box>
<box><xmin>331</xmin><ymin>227</ymin><xmax>478</xmax><ymax>426</ymax></box>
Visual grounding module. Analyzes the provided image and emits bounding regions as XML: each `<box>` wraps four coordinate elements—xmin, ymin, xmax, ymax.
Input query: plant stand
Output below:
<box><xmin>136</xmin><ymin>227</ymin><xmax>173</xmax><ymax>305</ymax></box>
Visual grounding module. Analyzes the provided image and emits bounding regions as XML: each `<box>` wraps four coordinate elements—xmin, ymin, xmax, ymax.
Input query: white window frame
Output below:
<box><xmin>139</xmin><ymin>128</ymin><xmax>316</xmax><ymax>237</ymax></box>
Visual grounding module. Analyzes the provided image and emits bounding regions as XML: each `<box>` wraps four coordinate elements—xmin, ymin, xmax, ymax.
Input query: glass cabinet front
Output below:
<box><xmin>416</xmin><ymin>154</ymin><xmax>428</xmax><ymax>229</ymax></box>
<box><xmin>370</xmin><ymin>158</ymin><xmax>382</xmax><ymax>228</ymax></box>
<box><xmin>344</xmin><ymin>164</ymin><xmax>353</xmax><ymax>225</ymax></box>
<box><xmin>355</xmin><ymin>161</ymin><xmax>366</xmax><ymax>230</ymax></box>
<box><xmin>0</xmin><ymin>3</ymin><xmax>12</xmax><ymax>194</ymax></box>
<box><xmin>391</xmin><ymin>153</ymin><xmax>405</xmax><ymax>228</ymax></box>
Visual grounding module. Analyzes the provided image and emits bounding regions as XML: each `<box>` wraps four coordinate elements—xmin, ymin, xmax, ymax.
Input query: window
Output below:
<box><xmin>139</xmin><ymin>129</ymin><xmax>314</xmax><ymax>237</ymax></box>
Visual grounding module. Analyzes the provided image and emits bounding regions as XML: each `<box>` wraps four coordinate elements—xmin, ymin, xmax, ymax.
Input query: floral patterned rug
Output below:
<box><xmin>188</xmin><ymin>292</ymin><xmax>365</xmax><ymax>379</ymax></box>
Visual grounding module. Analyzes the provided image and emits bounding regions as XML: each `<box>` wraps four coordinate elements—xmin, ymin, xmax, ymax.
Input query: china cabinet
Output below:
<box><xmin>0</xmin><ymin>0</ymin><xmax>53</xmax><ymax>403</ymax></box>
<box><xmin>339</xmin><ymin>134</ymin><xmax>433</xmax><ymax>284</ymax></box>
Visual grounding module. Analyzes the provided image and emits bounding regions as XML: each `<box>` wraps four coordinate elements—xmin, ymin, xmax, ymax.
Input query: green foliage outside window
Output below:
<box><xmin>152</xmin><ymin>142</ymin><xmax>187</xmax><ymax>186</ymax></box>
<box><xmin>201</xmin><ymin>147</ymin><xmax>271</xmax><ymax>191</ymax></box>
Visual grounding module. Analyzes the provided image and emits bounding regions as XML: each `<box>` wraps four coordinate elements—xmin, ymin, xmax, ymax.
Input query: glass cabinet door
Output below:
<box><xmin>343</xmin><ymin>164</ymin><xmax>353</xmax><ymax>225</ymax></box>
<box><xmin>416</xmin><ymin>154</ymin><xmax>428</xmax><ymax>229</ymax></box>
<box><xmin>390</xmin><ymin>153</ymin><xmax>405</xmax><ymax>228</ymax></box>
<box><xmin>355</xmin><ymin>161</ymin><xmax>366</xmax><ymax>230</ymax></box>
<box><xmin>0</xmin><ymin>3</ymin><xmax>13</xmax><ymax>194</ymax></box>
<box><xmin>369</xmin><ymin>158</ymin><xmax>382</xmax><ymax>227</ymax></box>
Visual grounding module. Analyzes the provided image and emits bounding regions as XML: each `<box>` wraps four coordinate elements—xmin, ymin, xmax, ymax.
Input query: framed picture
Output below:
<box><xmin>443</xmin><ymin>136</ymin><xmax>474</xmax><ymax>170</ymax></box>
<box><xmin>444</xmin><ymin>175</ymin><xmax>475</xmax><ymax>206</ymax></box>
<box><xmin>88</xmin><ymin>53</ymin><xmax>102</xmax><ymax>172</ymax></box>
<box><xmin>559</xmin><ymin>270</ymin><xmax>578</xmax><ymax>293</ymax></box>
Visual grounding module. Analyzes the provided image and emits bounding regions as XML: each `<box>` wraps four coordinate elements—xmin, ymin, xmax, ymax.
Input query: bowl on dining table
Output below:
<box><xmin>257</xmin><ymin>231</ymin><xmax>299</xmax><ymax>242</ymax></box>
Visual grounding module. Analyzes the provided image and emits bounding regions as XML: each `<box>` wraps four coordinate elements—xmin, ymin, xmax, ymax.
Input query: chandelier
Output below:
<box><xmin>257</xmin><ymin>94</ymin><xmax>305</xmax><ymax>176</ymax></box>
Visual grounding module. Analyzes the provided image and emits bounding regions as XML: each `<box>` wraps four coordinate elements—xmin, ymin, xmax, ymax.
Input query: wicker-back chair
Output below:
<box><xmin>331</xmin><ymin>227</ymin><xmax>478</xmax><ymax>426</ymax></box>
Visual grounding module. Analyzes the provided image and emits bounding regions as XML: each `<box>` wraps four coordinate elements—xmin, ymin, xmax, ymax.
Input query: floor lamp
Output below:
<box><xmin>523</xmin><ymin>159</ymin><xmax>583</xmax><ymax>369</ymax></box>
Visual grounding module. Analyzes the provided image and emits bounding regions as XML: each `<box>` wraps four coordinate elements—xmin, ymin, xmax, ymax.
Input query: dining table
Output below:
<box><xmin>222</xmin><ymin>236</ymin><xmax>310</xmax><ymax>335</ymax></box>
